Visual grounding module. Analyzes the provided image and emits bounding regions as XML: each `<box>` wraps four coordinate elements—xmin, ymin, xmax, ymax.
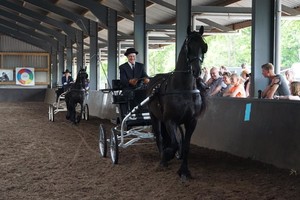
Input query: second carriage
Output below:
<box><xmin>48</xmin><ymin>86</ymin><xmax>90</xmax><ymax>122</ymax></box>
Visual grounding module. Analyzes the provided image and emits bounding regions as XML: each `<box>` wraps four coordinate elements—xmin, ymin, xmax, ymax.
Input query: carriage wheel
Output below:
<box><xmin>82</xmin><ymin>104</ymin><xmax>89</xmax><ymax>120</ymax></box>
<box><xmin>48</xmin><ymin>104</ymin><xmax>54</xmax><ymax>122</ymax></box>
<box><xmin>175</xmin><ymin>126</ymin><xmax>184</xmax><ymax>160</ymax></box>
<box><xmin>98</xmin><ymin>124</ymin><xmax>107</xmax><ymax>157</ymax></box>
<box><xmin>110</xmin><ymin>128</ymin><xmax>119</xmax><ymax>164</ymax></box>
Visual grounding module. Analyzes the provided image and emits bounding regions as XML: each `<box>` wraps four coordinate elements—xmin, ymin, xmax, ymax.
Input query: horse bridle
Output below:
<box><xmin>151</xmin><ymin>33</ymin><xmax>206</xmax><ymax>96</ymax></box>
<box><xmin>184</xmin><ymin>33</ymin><xmax>205</xmax><ymax>74</ymax></box>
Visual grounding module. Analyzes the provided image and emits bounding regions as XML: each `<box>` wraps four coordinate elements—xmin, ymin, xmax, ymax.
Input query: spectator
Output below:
<box><xmin>220</xmin><ymin>71</ymin><xmax>232</xmax><ymax>96</ymax></box>
<box><xmin>241</xmin><ymin>63</ymin><xmax>248</xmax><ymax>71</ymax></box>
<box><xmin>119</xmin><ymin>48</ymin><xmax>149</xmax><ymax>89</ymax></box>
<box><xmin>274</xmin><ymin>81</ymin><xmax>300</xmax><ymax>100</ymax></box>
<box><xmin>240</xmin><ymin>70</ymin><xmax>249</xmax><ymax>83</ymax></box>
<box><xmin>245</xmin><ymin>73</ymin><xmax>251</xmax><ymax>97</ymax></box>
<box><xmin>206</xmin><ymin>67</ymin><xmax>226</xmax><ymax>96</ymax></box>
<box><xmin>219</xmin><ymin>65</ymin><xmax>227</xmax><ymax>75</ymax></box>
<box><xmin>200</xmin><ymin>67</ymin><xmax>209</xmax><ymax>83</ymax></box>
<box><xmin>285</xmin><ymin>69</ymin><xmax>295</xmax><ymax>86</ymax></box>
<box><xmin>240</xmin><ymin>70</ymin><xmax>251</xmax><ymax>97</ymax></box>
<box><xmin>223</xmin><ymin>73</ymin><xmax>246</xmax><ymax>98</ymax></box>
<box><xmin>261</xmin><ymin>63</ymin><xmax>290</xmax><ymax>99</ymax></box>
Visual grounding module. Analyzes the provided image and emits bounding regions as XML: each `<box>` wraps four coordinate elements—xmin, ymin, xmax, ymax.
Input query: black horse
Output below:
<box><xmin>147</xmin><ymin>26</ymin><xmax>208</xmax><ymax>181</ymax></box>
<box><xmin>65</xmin><ymin>67</ymin><xmax>88</xmax><ymax>125</ymax></box>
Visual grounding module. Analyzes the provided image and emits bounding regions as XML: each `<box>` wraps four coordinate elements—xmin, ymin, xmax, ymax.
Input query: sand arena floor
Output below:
<box><xmin>0</xmin><ymin>102</ymin><xmax>299</xmax><ymax>200</ymax></box>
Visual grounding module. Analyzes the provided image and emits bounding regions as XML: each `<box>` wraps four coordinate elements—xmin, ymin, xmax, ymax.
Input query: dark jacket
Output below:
<box><xmin>62</xmin><ymin>76</ymin><xmax>74</xmax><ymax>91</ymax></box>
<box><xmin>119</xmin><ymin>62</ymin><xmax>148</xmax><ymax>88</ymax></box>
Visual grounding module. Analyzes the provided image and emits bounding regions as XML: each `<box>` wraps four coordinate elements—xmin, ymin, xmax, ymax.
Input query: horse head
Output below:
<box><xmin>185</xmin><ymin>26</ymin><xmax>208</xmax><ymax>78</ymax></box>
<box><xmin>76</xmin><ymin>67</ymin><xmax>88</xmax><ymax>89</ymax></box>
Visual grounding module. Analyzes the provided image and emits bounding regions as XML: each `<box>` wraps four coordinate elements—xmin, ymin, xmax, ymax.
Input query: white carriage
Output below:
<box><xmin>98</xmin><ymin>80</ymin><xmax>155</xmax><ymax>164</ymax></box>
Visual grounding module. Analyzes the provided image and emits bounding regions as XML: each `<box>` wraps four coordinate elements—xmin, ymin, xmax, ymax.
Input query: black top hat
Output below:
<box><xmin>124</xmin><ymin>48</ymin><xmax>138</xmax><ymax>56</ymax></box>
<box><xmin>62</xmin><ymin>69</ymin><xmax>71</xmax><ymax>74</ymax></box>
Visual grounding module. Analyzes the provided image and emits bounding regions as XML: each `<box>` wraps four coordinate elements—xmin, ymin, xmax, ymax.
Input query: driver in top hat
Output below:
<box><xmin>62</xmin><ymin>69</ymin><xmax>74</xmax><ymax>91</ymax></box>
<box><xmin>55</xmin><ymin>69</ymin><xmax>74</xmax><ymax>102</ymax></box>
<box><xmin>119</xmin><ymin>48</ymin><xmax>149</xmax><ymax>89</ymax></box>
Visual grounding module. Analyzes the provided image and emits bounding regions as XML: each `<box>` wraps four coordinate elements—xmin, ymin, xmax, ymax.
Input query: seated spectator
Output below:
<box><xmin>261</xmin><ymin>63</ymin><xmax>290</xmax><ymax>99</ymax></box>
<box><xmin>285</xmin><ymin>69</ymin><xmax>295</xmax><ymax>86</ymax></box>
<box><xmin>274</xmin><ymin>81</ymin><xmax>300</xmax><ymax>100</ymax></box>
<box><xmin>240</xmin><ymin>70</ymin><xmax>249</xmax><ymax>83</ymax></box>
<box><xmin>220</xmin><ymin>71</ymin><xmax>232</xmax><ymax>96</ymax></box>
<box><xmin>223</xmin><ymin>73</ymin><xmax>246</xmax><ymax>98</ymax></box>
<box><xmin>206</xmin><ymin>67</ymin><xmax>226</xmax><ymax>96</ymax></box>
<box><xmin>245</xmin><ymin>73</ymin><xmax>251</xmax><ymax>97</ymax></box>
<box><xmin>219</xmin><ymin>65</ymin><xmax>228</xmax><ymax>75</ymax></box>
<box><xmin>200</xmin><ymin>67</ymin><xmax>209</xmax><ymax>83</ymax></box>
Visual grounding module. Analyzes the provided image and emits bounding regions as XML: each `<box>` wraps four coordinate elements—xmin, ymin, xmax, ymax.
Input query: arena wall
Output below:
<box><xmin>193</xmin><ymin>97</ymin><xmax>300</xmax><ymax>171</ymax></box>
<box><xmin>44</xmin><ymin>89</ymin><xmax>300</xmax><ymax>172</ymax></box>
<box><xmin>0</xmin><ymin>88</ymin><xmax>46</xmax><ymax>102</ymax></box>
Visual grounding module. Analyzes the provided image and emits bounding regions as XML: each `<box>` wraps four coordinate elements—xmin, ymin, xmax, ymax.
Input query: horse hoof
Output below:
<box><xmin>164</xmin><ymin>148</ymin><xmax>176</xmax><ymax>162</ymax></box>
<box><xmin>180</xmin><ymin>175</ymin><xmax>188</xmax><ymax>183</ymax></box>
<box><xmin>160</xmin><ymin>161</ymin><xmax>168</xmax><ymax>168</ymax></box>
<box><xmin>155</xmin><ymin>162</ymin><xmax>168</xmax><ymax>172</ymax></box>
<box><xmin>177</xmin><ymin>169</ymin><xmax>192</xmax><ymax>180</ymax></box>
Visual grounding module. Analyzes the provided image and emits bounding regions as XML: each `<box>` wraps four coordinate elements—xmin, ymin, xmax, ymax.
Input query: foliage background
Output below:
<box><xmin>147</xmin><ymin>20</ymin><xmax>300</xmax><ymax>75</ymax></box>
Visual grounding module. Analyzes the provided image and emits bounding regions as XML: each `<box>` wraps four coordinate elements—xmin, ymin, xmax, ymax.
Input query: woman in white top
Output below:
<box><xmin>274</xmin><ymin>81</ymin><xmax>300</xmax><ymax>100</ymax></box>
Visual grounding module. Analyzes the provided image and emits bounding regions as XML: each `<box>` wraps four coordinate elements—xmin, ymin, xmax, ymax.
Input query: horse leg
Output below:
<box><xmin>76</xmin><ymin>102</ymin><xmax>83</xmax><ymax>124</ymax></box>
<box><xmin>177</xmin><ymin>118</ymin><xmax>197</xmax><ymax>180</ymax></box>
<box><xmin>150</xmin><ymin>114</ymin><xmax>166</xmax><ymax>167</ymax></box>
<box><xmin>70</xmin><ymin>101</ymin><xmax>76</xmax><ymax>124</ymax></box>
<box><xmin>66</xmin><ymin>100</ymin><xmax>71</xmax><ymax>120</ymax></box>
<box><xmin>161</xmin><ymin>121</ymin><xmax>178</xmax><ymax>163</ymax></box>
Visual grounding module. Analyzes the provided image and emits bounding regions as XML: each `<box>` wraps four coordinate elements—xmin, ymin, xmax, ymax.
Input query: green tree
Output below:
<box><xmin>148</xmin><ymin>44</ymin><xmax>175</xmax><ymax>75</ymax></box>
<box><xmin>203</xmin><ymin>27</ymin><xmax>251</xmax><ymax>69</ymax></box>
<box><xmin>280</xmin><ymin>20</ymin><xmax>300</xmax><ymax>69</ymax></box>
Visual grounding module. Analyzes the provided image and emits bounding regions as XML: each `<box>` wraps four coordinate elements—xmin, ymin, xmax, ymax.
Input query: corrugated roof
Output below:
<box><xmin>0</xmin><ymin>0</ymin><xmax>300</xmax><ymax>57</ymax></box>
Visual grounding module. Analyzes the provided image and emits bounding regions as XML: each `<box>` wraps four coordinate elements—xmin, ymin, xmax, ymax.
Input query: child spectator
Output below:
<box><xmin>274</xmin><ymin>81</ymin><xmax>300</xmax><ymax>100</ymax></box>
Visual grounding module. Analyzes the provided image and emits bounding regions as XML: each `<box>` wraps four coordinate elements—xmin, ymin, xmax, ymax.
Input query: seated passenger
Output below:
<box><xmin>261</xmin><ymin>63</ymin><xmax>290</xmax><ymax>99</ymax></box>
<box><xmin>62</xmin><ymin>69</ymin><xmax>74</xmax><ymax>92</ymax></box>
<box><xmin>56</xmin><ymin>69</ymin><xmax>74</xmax><ymax>101</ymax></box>
<box><xmin>119</xmin><ymin>48</ymin><xmax>149</xmax><ymax>89</ymax></box>
<box><xmin>223</xmin><ymin>73</ymin><xmax>246</xmax><ymax>98</ymax></box>
<box><xmin>274</xmin><ymin>81</ymin><xmax>300</xmax><ymax>100</ymax></box>
<box><xmin>206</xmin><ymin>67</ymin><xmax>226</xmax><ymax>96</ymax></box>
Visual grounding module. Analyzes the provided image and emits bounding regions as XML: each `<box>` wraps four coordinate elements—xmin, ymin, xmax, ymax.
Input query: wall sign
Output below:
<box><xmin>16</xmin><ymin>68</ymin><xmax>35</xmax><ymax>86</ymax></box>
